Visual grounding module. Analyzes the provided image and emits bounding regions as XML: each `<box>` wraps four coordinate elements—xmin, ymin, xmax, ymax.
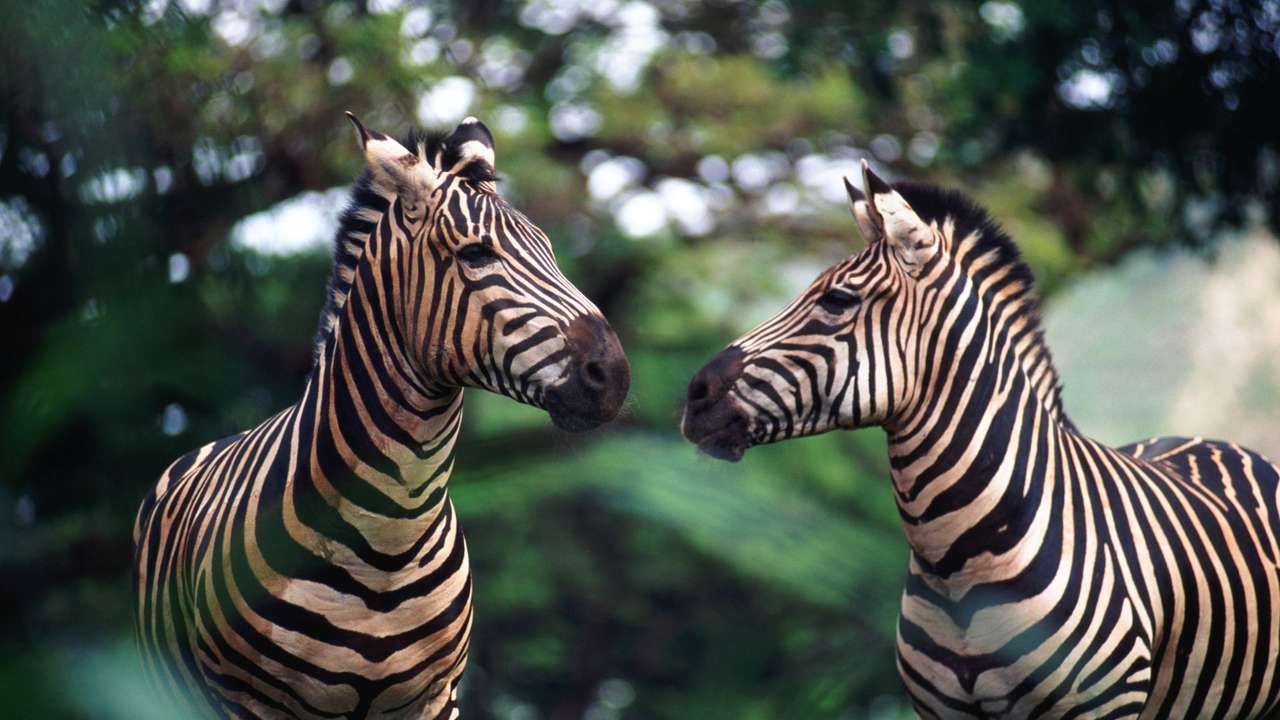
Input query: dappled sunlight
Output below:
<box><xmin>231</xmin><ymin>187</ymin><xmax>350</xmax><ymax>256</ymax></box>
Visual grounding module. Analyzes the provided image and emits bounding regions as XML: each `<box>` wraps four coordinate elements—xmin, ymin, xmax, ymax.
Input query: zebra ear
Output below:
<box><xmin>859</xmin><ymin>160</ymin><xmax>937</xmax><ymax>273</ymax></box>
<box><xmin>345</xmin><ymin>112</ymin><xmax>437</xmax><ymax>201</ymax></box>
<box><xmin>843</xmin><ymin>176</ymin><xmax>882</xmax><ymax>245</ymax></box>
<box><xmin>444</xmin><ymin>117</ymin><xmax>496</xmax><ymax>174</ymax></box>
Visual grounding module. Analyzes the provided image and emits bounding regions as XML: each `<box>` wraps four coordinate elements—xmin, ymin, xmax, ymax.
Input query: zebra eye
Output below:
<box><xmin>817</xmin><ymin>288</ymin><xmax>861</xmax><ymax>314</ymax></box>
<box><xmin>456</xmin><ymin>243</ymin><xmax>500</xmax><ymax>268</ymax></box>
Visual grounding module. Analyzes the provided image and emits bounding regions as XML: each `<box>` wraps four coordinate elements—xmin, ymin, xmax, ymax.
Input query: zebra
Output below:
<box><xmin>133</xmin><ymin>114</ymin><xmax>630</xmax><ymax>719</ymax></box>
<box><xmin>682</xmin><ymin>160</ymin><xmax>1280</xmax><ymax>719</ymax></box>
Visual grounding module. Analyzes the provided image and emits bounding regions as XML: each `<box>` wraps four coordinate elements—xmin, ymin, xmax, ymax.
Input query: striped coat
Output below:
<box><xmin>134</xmin><ymin>116</ymin><xmax>629</xmax><ymax>719</ymax></box>
<box><xmin>683</xmin><ymin>161</ymin><xmax>1280</xmax><ymax>718</ymax></box>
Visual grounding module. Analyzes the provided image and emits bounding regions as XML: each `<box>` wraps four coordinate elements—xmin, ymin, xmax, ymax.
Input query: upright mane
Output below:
<box><xmin>311</xmin><ymin>128</ymin><xmax>448</xmax><ymax>367</ymax></box>
<box><xmin>893</xmin><ymin>181</ymin><xmax>1072</xmax><ymax>428</ymax></box>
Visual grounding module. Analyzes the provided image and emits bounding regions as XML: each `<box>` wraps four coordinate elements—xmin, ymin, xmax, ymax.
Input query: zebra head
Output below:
<box><xmin>683</xmin><ymin>161</ymin><xmax>944</xmax><ymax>460</ymax></box>
<box><xmin>338</xmin><ymin>114</ymin><xmax>630</xmax><ymax>431</ymax></box>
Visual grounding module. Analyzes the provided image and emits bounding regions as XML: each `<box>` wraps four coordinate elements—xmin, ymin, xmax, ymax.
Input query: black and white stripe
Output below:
<box><xmin>134</xmin><ymin>115</ymin><xmax>629</xmax><ymax>719</ymax></box>
<box><xmin>683</xmin><ymin>161</ymin><xmax>1280</xmax><ymax>719</ymax></box>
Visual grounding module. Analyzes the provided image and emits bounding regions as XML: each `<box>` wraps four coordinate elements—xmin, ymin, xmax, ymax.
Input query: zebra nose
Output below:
<box><xmin>566</xmin><ymin>315</ymin><xmax>628</xmax><ymax>389</ymax></box>
<box><xmin>545</xmin><ymin>314</ymin><xmax>630</xmax><ymax>431</ymax></box>
<box><xmin>686</xmin><ymin>346</ymin><xmax>745</xmax><ymax>412</ymax></box>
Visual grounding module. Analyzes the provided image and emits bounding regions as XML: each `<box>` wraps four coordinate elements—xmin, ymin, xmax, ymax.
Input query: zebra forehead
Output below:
<box><xmin>803</xmin><ymin>254</ymin><xmax>877</xmax><ymax>292</ymax></box>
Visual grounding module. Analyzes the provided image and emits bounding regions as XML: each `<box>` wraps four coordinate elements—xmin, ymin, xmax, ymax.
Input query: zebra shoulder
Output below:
<box><xmin>1119</xmin><ymin>435</ymin><xmax>1280</xmax><ymax>498</ymax></box>
<box><xmin>133</xmin><ymin>430</ymin><xmax>248</xmax><ymax>546</ymax></box>
<box><xmin>1118</xmin><ymin>435</ymin><xmax>1204</xmax><ymax>462</ymax></box>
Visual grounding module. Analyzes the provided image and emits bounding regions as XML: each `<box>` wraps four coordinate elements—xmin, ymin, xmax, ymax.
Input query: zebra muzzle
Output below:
<box><xmin>682</xmin><ymin>347</ymin><xmax>752</xmax><ymax>461</ymax></box>
<box><xmin>543</xmin><ymin>314</ymin><xmax>630</xmax><ymax>432</ymax></box>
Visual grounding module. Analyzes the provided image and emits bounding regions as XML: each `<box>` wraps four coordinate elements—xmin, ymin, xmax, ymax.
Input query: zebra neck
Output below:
<box><xmin>885</xmin><ymin>328</ymin><xmax>1066</xmax><ymax>593</ymax></box>
<box><xmin>296</xmin><ymin>300</ymin><xmax>465</xmax><ymax>544</ymax></box>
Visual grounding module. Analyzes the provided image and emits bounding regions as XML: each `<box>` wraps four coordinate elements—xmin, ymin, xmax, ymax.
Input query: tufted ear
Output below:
<box><xmin>346</xmin><ymin>112</ymin><xmax>437</xmax><ymax>204</ymax></box>
<box><xmin>852</xmin><ymin>159</ymin><xmax>937</xmax><ymax>274</ymax></box>
<box><xmin>443</xmin><ymin>117</ymin><xmax>496</xmax><ymax>176</ymax></box>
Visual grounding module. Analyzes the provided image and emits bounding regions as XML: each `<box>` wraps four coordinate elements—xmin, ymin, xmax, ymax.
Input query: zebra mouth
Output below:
<box><xmin>694</xmin><ymin>426</ymin><xmax>751</xmax><ymax>462</ymax></box>
<box><xmin>542</xmin><ymin>364</ymin><xmax>628</xmax><ymax>432</ymax></box>
<box><xmin>681</xmin><ymin>404</ymin><xmax>752</xmax><ymax>462</ymax></box>
<box><xmin>546</xmin><ymin>403</ymin><xmax>608</xmax><ymax>432</ymax></box>
<box><xmin>543</xmin><ymin>385</ymin><xmax>609</xmax><ymax>431</ymax></box>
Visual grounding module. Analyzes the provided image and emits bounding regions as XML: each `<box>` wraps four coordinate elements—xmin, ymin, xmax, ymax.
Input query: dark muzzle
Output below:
<box><xmin>682</xmin><ymin>346</ymin><xmax>752</xmax><ymax>461</ymax></box>
<box><xmin>544</xmin><ymin>315</ymin><xmax>630</xmax><ymax>432</ymax></box>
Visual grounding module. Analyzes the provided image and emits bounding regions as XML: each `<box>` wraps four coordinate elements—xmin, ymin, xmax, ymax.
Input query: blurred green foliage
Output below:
<box><xmin>1</xmin><ymin>0</ymin><xmax>1277</xmax><ymax>718</ymax></box>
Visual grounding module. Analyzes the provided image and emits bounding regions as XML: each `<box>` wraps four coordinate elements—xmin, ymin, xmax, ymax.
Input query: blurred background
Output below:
<box><xmin>2</xmin><ymin>1</ymin><xmax>1279</xmax><ymax>718</ymax></box>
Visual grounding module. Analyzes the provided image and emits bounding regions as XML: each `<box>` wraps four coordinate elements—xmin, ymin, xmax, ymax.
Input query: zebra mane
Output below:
<box><xmin>892</xmin><ymin>181</ymin><xmax>1072</xmax><ymax>426</ymax></box>
<box><xmin>311</xmin><ymin>128</ymin><xmax>449</xmax><ymax>367</ymax></box>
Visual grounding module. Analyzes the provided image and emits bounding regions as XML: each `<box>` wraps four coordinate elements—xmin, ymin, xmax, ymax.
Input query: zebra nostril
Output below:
<box><xmin>686</xmin><ymin>346</ymin><xmax>744</xmax><ymax>412</ymax></box>
<box><xmin>688</xmin><ymin>378</ymin><xmax>710</xmax><ymax>404</ymax></box>
<box><xmin>580</xmin><ymin>359</ymin><xmax>607</xmax><ymax>390</ymax></box>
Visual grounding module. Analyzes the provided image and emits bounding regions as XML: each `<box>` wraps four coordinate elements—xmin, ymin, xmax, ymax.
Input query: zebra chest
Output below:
<box><xmin>897</xmin><ymin>636</ymin><xmax>1081</xmax><ymax>720</ymax></box>
<box><xmin>896</xmin><ymin>622</ymin><xmax>1026</xmax><ymax>717</ymax></box>
<box><xmin>177</xmin><ymin>514</ymin><xmax>474</xmax><ymax>719</ymax></box>
<box><xmin>200</xmin><ymin>568</ymin><xmax>473</xmax><ymax>719</ymax></box>
<box><xmin>897</xmin><ymin>585</ymin><xmax>1154</xmax><ymax>719</ymax></box>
